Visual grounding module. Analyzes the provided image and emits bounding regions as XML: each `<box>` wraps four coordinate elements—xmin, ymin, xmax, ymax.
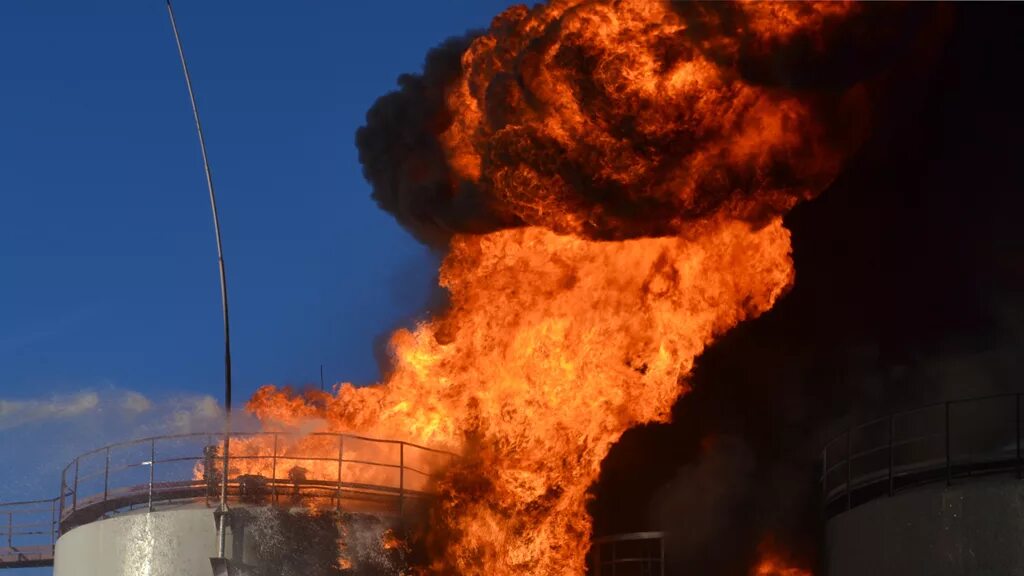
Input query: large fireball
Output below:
<box><xmin>244</xmin><ymin>1</ymin><xmax>868</xmax><ymax>573</ymax></box>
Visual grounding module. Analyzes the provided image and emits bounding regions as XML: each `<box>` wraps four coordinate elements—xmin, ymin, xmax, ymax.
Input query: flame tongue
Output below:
<box><xmin>252</xmin><ymin>218</ymin><xmax>794</xmax><ymax>574</ymax></box>
<box><xmin>250</xmin><ymin>0</ymin><xmax>868</xmax><ymax>573</ymax></box>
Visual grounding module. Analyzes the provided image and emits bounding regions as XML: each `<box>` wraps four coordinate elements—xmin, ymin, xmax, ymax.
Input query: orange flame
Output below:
<box><xmin>753</xmin><ymin>557</ymin><xmax>813</xmax><ymax>576</ymax></box>
<box><xmin>240</xmin><ymin>1</ymin><xmax>865</xmax><ymax>574</ymax></box>
<box><xmin>752</xmin><ymin>547</ymin><xmax>814</xmax><ymax>576</ymax></box>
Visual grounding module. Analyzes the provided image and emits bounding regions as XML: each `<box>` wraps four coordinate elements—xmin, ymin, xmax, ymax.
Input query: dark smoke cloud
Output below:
<box><xmin>595</xmin><ymin>4</ymin><xmax>1024</xmax><ymax>574</ymax></box>
<box><xmin>351</xmin><ymin>1</ymin><xmax>1022</xmax><ymax>574</ymax></box>
<box><xmin>651</xmin><ymin>436</ymin><xmax>756</xmax><ymax>574</ymax></box>
<box><xmin>667</xmin><ymin>2</ymin><xmax>926</xmax><ymax>91</ymax></box>
<box><xmin>355</xmin><ymin>34</ymin><xmax>499</xmax><ymax>247</ymax></box>
<box><xmin>355</xmin><ymin>1</ymin><xmax>879</xmax><ymax>247</ymax></box>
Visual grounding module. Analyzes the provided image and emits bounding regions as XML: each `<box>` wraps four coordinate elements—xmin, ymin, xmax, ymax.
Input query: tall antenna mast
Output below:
<box><xmin>165</xmin><ymin>0</ymin><xmax>233</xmax><ymax>561</ymax></box>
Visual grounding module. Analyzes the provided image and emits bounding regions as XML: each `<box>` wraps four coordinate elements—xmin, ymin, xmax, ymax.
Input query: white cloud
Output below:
<box><xmin>0</xmin><ymin>386</ymin><xmax>260</xmax><ymax>502</ymax></box>
<box><xmin>0</xmin><ymin>391</ymin><xmax>99</xmax><ymax>430</ymax></box>
<box><xmin>168</xmin><ymin>394</ymin><xmax>224</xmax><ymax>434</ymax></box>
<box><xmin>119</xmin><ymin>390</ymin><xmax>153</xmax><ymax>414</ymax></box>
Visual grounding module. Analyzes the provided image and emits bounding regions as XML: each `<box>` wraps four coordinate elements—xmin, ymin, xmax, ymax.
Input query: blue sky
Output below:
<box><xmin>0</xmin><ymin>1</ymin><xmax>517</xmax><ymax>569</ymax></box>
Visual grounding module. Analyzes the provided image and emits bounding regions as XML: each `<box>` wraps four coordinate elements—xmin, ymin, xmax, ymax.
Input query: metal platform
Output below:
<box><xmin>0</xmin><ymin>431</ymin><xmax>454</xmax><ymax>570</ymax></box>
<box><xmin>590</xmin><ymin>531</ymin><xmax>665</xmax><ymax>576</ymax></box>
<box><xmin>822</xmin><ymin>392</ymin><xmax>1024</xmax><ymax>518</ymax></box>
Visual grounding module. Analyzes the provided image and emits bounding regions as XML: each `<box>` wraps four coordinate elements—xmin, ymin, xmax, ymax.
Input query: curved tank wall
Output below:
<box><xmin>53</xmin><ymin>502</ymin><xmax>410</xmax><ymax>576</ymax></box>
<box><xmin>826</xmin><ymin>476</ymin><xmax>1024</xmax><ymax>576</ymax></box>
<box><xmin>54</xmin><ymin>504</ymin><xmax>252</xmax><ymax>576</ymax></box>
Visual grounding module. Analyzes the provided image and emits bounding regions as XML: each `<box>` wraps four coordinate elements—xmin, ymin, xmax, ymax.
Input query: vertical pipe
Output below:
<box><xmin>336</xmin><ymin>435</ymin><xmax>344</xmax><ymax>510</ymax></box>
<box><xmin>149</xmin><ymin>439</ymin><xmax>156</xmax><ymax>512</ymax></box>
<box><xmin>821</xmin><ymin>444</ymin><xmax>828</xmax><ymax>520</ymax></box>
<box><xmin>206</xmin><ymin>434</ymin><xmax>213</xmax><ymax>508</ymax></box>
<box><xmin>104</xmin><ymin>447</ymin><xmax>110</xmax><ymax>502</ymax></box>
<box><xmin>611</xmin><ymin>540</ymin><xmax>617</xmax><ymax>576</ymax></box>
<box><xmin>399</xmin><ymin>443</ymin><xmax>405</xmax><ymax>518</ymax></box>
<box><xmin>946</xmin><ymin>401</ymin><xmax>952</xmax><ymax>486</ymax></box>
<box><xmin>272</xmin><ymin>433</ymin><xmax>279</xmax><ymax>506</ymax></box>
<box><xmin>72</xmin><ymin>459</ymin><xmax>79</xmax><ymax>513</ymax></box>
<box><xmin>1017</xmin><ymin>393</ymin><xmax>1021</xmax><ymax>480</ymax></box>
<box><xmin>59</xmin><ymin>469</ymin><xmax>66</xmax><ymax>524</ymax></box>
<box><xmin>165</xmin><ymin>0</ymin><xmax>233</xmax><ymax>558</ymax></box>
<box><xmin>659</xmin><ymin>535</ymin><xmax>665</xmax><ymax>576</ymax></box>
<box><xmin>821</xmin><ymin>444</ymin><xmax>828</xmax><ymax>502</ymax></box>
<box><xmin>51</xmin><ymin>498</ymin><xmax>57</xmax><ymax>545</ymax></box>
<box><xmin>845</xmin><ymin>430</ymin><xmax>852</xmax><ymax>511</ymax></box>
<box><xmin>888</xmin><ymin>415</ymin><xmax>895</xmax><ymax>497</ymax></box>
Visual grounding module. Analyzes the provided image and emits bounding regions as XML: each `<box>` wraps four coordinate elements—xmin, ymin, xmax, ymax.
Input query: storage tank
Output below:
<box><xmin>822</xmin><ymin>393</ymin><xmax>1024</xmax><ymax>576</ymax></box>
<box><xmin>44</xmin><ymin>431</ymin><xmax>452</xmax><ymax>575</ymax></box>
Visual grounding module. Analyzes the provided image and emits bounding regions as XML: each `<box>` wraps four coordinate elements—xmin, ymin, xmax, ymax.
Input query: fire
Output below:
<box><xmin>248</xmin><ymin>219</ymin><xmax>793</xmax><ymax>573</ymax></box>
<box><xmin>753</xmin><ymin>556</ymin><xmax>813</xmax><ymax>576</ymax></box>
<box><xmin>237</xmin><ymin>0</ymin><xmax>867</xmax><ymax>574</ymax></box>
<box><xmin>752</xmin><ymin>544</ymin><xmax>813</xmax><ymax>576</ymax></box>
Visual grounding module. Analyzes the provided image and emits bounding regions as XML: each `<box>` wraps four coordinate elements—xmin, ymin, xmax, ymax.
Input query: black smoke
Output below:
<box><xmin>591</xmin><ymin>3</ymin><xmax>1024</xmax><ymax>574</ymax></box>
<box><xmin>353</xmin><ymin>0</ymin><xmax>1024</xmax><ymax>573</ymax></box>
<box><xmin>355</xmin><ymin>1</ymin><xmax>886</xmax><ymax>248</ymax></box>
<box><xmin>355</xmin><ymin>34</ymin><xmax>503</xmax><ymax>247</ymax></box>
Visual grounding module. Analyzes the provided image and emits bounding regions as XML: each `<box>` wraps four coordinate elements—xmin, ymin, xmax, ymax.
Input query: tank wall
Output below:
<box><xmin>826</xmin><ymin>476</ymin><xmax>1024</xmax><ymax>576</ymax></box>
<box><xmin>53</xmin><ymin>505</ymin><xmax>250</xmax><ymax>576</ymax></box>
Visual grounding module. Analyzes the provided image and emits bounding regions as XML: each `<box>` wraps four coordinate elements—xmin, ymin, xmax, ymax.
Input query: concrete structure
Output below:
<box><xmin>826</xmin><ymin>476</ymin><xmax>1024</xmax><ymax>576</ymax></box>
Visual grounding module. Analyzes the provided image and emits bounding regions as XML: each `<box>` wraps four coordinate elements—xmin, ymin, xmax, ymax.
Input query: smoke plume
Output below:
<box><xmin>356</xmin><ymin>1</ymin><xmax>878</xmax><ymax>247</ymax></box>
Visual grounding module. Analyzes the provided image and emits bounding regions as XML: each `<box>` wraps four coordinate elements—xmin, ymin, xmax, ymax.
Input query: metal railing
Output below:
<box><xmin>1</xmin><ymin>431</ymin><xmax>455</xmax><ymax>569</ymax></box>
<box><xmin>590</xmin><ymin>531</ymin><xmax>665</xmax><ymax>576</ymax></box>
<box><xmin>821</xmin><ymin>392</ymin><xmax>1024</xmax><ymax>518</ymax></box>
<box><xmin>58</xmin><ymin>431</ymin><xmax>455</xmax><ymax>530</ymax></box>
<box><xmin>0</xmin><ymin>498</ymin><xmax>59</xmax><ymax>569</ymax></box>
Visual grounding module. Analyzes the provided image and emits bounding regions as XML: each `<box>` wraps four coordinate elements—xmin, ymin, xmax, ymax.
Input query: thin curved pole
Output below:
<box><xmin>165</xmin><ymin>0</ymin><xmax>232</xmax><ymax>559</ymax></box>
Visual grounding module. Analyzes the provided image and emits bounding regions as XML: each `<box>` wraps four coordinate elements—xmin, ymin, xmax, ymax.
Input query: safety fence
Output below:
<box><xmin>590</xmin><ymin>531</ymin><xmax>665</xmax><ymax>576</ymax></box>
<box><xmin>822</xmin><ymin>392</ymin><xmax>1024</xmax><ymax>518</ymax></box>
<box><xmin>1</xmin><ymin>431</ymin><xmax>455</xmax><ymax>569</ymax></box>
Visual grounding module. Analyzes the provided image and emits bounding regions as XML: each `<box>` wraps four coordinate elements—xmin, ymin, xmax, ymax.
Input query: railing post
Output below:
<box><xmin>7</xmin><ymin>511</ymin><xmax>12</xmax><ymax>548</ymax></box>
<box><xmin>59</xmin><ymin>468</ymin><xmax>66</xmax><ymax>525</ymax></box>
<box><xmin>845</xmin><ymin>430</ymin><xmax>852</xmax><ymax>511</ymax></box>
<box><xmin>272</xmin><ymin>433</ymin><xmax>279</xmax><ymax>506</ymax></box>
<box><xmin>51</xmin><ymin>498</ymin><xmax>57</xmax><ymax>545</ymax></box>
<box><xmin>148</xmin><ymin>438</ymin><xmax>156</xmax><ymax>512</ymax></box>
<box><xmin>611</xmin><ymin>540</ymin><xmax>617</xmax><ymax>576</ymax></box>
<box><xmin>104</xmin><ymin>447</ymin><xmax>111</xmax><ymax>502</ymax></box>
<box><xmin>945</xmin><ymin>401</ymin><xmax>952</xmax><ymax>486</ymax></box>
<box><xmin>819</xmin><ymin>440</ymin><xmax>827</xmax><ymax>500</ymax></box>
<box><xmin>821</xmin><ymin>444</ymin><xmax>828</xmax><ymax>515</ymax></box>
<box><xmin>888</xmin><ymin>415</ymin><xmax>895</xmax><ymax>497</ymax></box>
<box><xmin>342</xmin><ymin>432</ymin><xmax>350</xmax><ymax>508</ymax></box>
<box><xmin>659</xmin><ymin>534</ymin><xmax>665</xmax><ymax>576</ymax></box>
<box><xmin>399</xmin><ymin>443</ymin><xmax>406</xmax><ymax>518</ymax></box>
<box><xmin>72</xmin><ymin>458</ymin><xmax>79</xmax><ymax>513</ymax></box>
<box><xmin>1016</xmin><ymin>393</ymin><xmax>1021</xmax><ymax>480</ymax></box>
<box><xmin>206</xmin><ymin>434</ymin><xmax>213</xmax><ymax>508</ymax></box>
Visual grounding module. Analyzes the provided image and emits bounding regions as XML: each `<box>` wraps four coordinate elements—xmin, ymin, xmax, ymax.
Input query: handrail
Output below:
<box><xmin>58</xmin><ymin>431</ymin><xmax>452</xmax><ymax>479</ymax></box>
<box><xmin>1</xmin><ymin>430</ymin><xmax>456</xmax><ymax>569</ymax></box>
<box><xmin>0</xmin><ymin>497</ymin><xmax>60</xmax><ymax>569</ymax></box>
<box><xmin>590</xmin><ymin>531</ymin><xmax>665</xmax><ymax>576</ymax></box>
<box><xmin>821</xmin><ymin>392</ymin><xmax>1023</xmax><ymax>518</ymax></box>
<box><xmin>58</xmin><ymin>431</ymin><xmax>457</xmax><ymax>529</ymax></box>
